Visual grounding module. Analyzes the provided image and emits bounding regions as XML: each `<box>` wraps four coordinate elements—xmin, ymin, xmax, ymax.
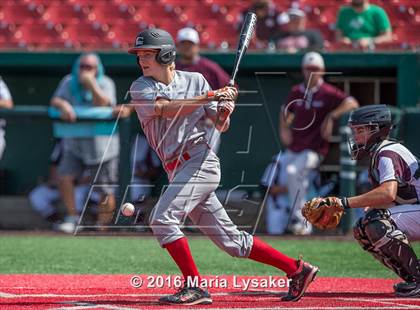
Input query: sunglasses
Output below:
<box><xmin>79</xmin><ymin>64</ymin><xmax>96</xmax><ymax>71</ymax></box>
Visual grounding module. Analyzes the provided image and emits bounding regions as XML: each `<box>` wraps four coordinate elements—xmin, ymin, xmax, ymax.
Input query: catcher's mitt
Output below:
<box><xmin>301</xmin><ymin>197</ymin><xmax>345</xmax><ymax>230</ymax></box>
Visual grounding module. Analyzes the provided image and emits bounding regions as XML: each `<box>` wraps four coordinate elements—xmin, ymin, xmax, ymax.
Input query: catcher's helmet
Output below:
<box><xmin>128</xmin><ymin>28</ymin><xmax>176</xmax><ymax>65</ymax></box>
<box><xmin>347</xmin><ymin>104</ymin><xmax>393</xmax><ymax>160</ymax></box>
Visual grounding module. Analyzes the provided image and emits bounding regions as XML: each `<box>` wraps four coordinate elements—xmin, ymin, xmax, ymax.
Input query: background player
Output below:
<box><xmin>261</xmin><ymin>151</ymin><xmax>335</xmax><ymax>235</ymax></box>
<box><xmin>280</xmin><ymin>52</ymin><xmax>359</xmax><ymax>235</ymax></box>
<box><xmin>175</xmin><ymin>27</ymin><xmax>230</xmax><ymax>90</ymax></box>
<box><xmin>128</xmin><ymin>28</ymin><xmax>318</xmax><ymax>305</ymax></box>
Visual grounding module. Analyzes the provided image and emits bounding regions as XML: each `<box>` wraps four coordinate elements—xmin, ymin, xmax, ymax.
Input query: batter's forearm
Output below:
<box><xmin>215</xmin><ymin>115</ymin><xmax>230</xmax><ymax>132</ymax></box>
<box><xmin>155</xmin><ymin>94</ymin><xmax>210</xmax><ymax>118</ymax></box>
<box><xmin>206</xmin><ymin>108</ymin><xmax>230</xmax><ymax>132</ymax></box>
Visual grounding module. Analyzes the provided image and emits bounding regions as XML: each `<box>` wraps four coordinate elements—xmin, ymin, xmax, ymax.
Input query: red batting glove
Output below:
<box><xmin>208</xmin><ymin>86</ymin><xmax>238</xmax><ymax>101</ymax></box>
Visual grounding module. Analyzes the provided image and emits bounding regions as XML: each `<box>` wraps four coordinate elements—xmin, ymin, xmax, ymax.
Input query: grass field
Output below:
<box><xmin>1</xmin><ymin>235</ymin><xmax>419</xmax><ymax>278</ymax></box>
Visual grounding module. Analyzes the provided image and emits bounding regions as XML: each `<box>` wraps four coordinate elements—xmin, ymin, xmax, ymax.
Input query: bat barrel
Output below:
<box><xmin>219</xmin><ymin>12</ymin><xmax>256</xmax><ymax>114</ymax></box>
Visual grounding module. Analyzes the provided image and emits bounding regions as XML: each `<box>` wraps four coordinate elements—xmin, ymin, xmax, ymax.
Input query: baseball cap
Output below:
<box><xmin>287</xmin><ymin>8</ymin><xmax>305</xmax><ymax>19</ymax></box>
<box><xmin>302</xmin><ymin>52</ymin><xmax>325</xmax><ymax>69</ymax></box>
<box><xmin>176</xmin><ymin>27</ymin><xmax>200</xmax><ymax>44</ymax></box>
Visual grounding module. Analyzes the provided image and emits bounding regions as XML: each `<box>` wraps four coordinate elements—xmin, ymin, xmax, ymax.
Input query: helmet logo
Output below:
<box><xmin>136</xmin><ymin>36</ymin><xmax>144</xmax><ymax>46</ymax></box>
<box><xmin>150</xmin><ymin>31</ymin><xmax>161</xmax><ymax>38</ymax></box>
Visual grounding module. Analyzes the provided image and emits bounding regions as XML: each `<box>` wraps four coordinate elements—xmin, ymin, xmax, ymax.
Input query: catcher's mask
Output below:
<box><xmin>347</xmin><ymin>104</ymin><xmax>392</xmax><ymax>160</ymax></box>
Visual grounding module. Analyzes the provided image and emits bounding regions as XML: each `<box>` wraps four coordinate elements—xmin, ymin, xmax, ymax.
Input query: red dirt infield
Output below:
<box><xmin>0</xmin><ymin>275</ymin><xmax>419</xmax><ymax>309</ymax></box>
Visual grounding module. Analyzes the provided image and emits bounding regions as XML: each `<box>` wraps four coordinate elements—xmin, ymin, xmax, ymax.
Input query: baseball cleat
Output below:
<box><xmin>159</xmin><ymin>286</ymin><xmax>212</xmax><ymax>305</ymax></box>
<box><xmin>394</xmin><ymin>281</ymin><xmax>420</xmax><ymax>297</ymax></box>
<box><xmin>282</xmin><ymin>257</ymin><xmax>319</xmax><ymax>302</ymax></box>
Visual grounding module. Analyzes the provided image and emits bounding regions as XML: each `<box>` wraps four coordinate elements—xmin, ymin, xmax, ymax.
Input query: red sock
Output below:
<box><xmin>164</xmin><ymin>237</ymin><xmax>200</xmax><ymax>284</ymax></box>
<box><xmin>249</xmin><ymin>236</ymin><xmax>298</xmax><ymax>276</ymax></box>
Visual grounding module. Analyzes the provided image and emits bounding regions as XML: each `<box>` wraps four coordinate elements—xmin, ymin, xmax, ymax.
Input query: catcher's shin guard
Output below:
<box><xmin>353</xmin><ymin>209</ymin><xmax>420</xmax><ymax>283</ymax></box>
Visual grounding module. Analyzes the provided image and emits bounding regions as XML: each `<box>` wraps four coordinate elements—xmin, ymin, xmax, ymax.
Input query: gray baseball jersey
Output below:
<box><xmin>130</xmin><ymin>70</ymin><xmax>218</xmax><ymax>164</ymax></box>
<box><xmin>130</xmin><ymin>70</ymin><xmax>253</xmax><ymax>254</ymax></box>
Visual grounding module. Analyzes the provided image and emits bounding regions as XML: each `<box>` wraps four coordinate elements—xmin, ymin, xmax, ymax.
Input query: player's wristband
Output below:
<box><xmin>340</xmin><ymin>196</ymin><xmax>350</xmax><ymax>209</ymax></box>
<box><xmin>206</xmin><ymin>90</ymin><xmax>215</xmax><ymax>99</ymax></box>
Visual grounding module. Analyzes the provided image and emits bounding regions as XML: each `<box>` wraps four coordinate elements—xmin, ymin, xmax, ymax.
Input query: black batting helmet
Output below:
<box><xmin>347</xmin><ymin>104</ymin><xmax>393</xmax><ymax>160</ymax></box>
<box><xmin>128</xmin><ymin>28</ymin><xmax>176</xmax><ymax>65</ymax></box>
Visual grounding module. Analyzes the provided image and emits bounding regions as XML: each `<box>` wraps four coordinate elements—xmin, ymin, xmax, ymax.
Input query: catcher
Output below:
<box><xmin>302</xmin><ymin>104</ymin><xmax>420</xmax><ymax>297</ymax></box>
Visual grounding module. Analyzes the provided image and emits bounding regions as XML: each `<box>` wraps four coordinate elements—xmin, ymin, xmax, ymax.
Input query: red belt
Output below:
<box><xmin>165</xmin><ymin>152</ymin><xmax>191</xmax><ymax>172</ymax></box>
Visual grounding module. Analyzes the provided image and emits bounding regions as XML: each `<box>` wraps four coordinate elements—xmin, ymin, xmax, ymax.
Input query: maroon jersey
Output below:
<box><xmin>175</xmin><ymin>56</ymin><xmax>229</xmax><ymax>90</ymax></box>
<box><xmin>284</xmin><ymin>81</ymin><xmax>347</xmax><ymax>157</ymax></box>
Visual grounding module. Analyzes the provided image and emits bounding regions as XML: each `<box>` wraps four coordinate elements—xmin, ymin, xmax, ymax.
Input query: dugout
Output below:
<box><xmin>0</xmin><ymin>51</ymin><xmax>418</xmax><ymax>231</ymax></box>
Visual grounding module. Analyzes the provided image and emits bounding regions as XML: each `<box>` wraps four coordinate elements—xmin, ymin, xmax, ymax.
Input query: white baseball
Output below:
<box><xmin>121</xmin><ymin>203</ymin><xmax>135</xmax><ymax>217</ymax></box>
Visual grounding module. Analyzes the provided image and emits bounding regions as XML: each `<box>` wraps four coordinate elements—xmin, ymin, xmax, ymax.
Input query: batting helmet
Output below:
<box><xmin>347</xmin><ymin>104</ymin><xmax>393</xmax><ymax>160</ymax></box>
<box><xmin>128</xmin><ymin>28</ymin><xmax>176</xmax><ymax>65</ymax></box>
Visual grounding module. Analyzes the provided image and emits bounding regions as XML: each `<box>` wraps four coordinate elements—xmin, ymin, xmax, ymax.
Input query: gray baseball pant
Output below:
<box><xmin>149</xmin><ymin>149</ymin><xmax>253</xmax><ymax>258</ymax></box>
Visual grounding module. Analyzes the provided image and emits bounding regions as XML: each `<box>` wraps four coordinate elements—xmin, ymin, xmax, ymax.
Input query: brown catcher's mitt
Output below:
<box><xmin>301</xmin><ymin>197</ymin><xmax>345</xmax><ymax>230</ymax></box>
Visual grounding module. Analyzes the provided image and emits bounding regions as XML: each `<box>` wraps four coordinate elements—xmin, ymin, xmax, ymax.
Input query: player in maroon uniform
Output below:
<box><xmin>280</xmin><ymin>52</ymin><xmax>359</xmax><ymax>235</ymax></box>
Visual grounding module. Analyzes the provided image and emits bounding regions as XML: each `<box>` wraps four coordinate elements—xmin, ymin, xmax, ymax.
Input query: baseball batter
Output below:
<box><xmin>128</xmin><ymin>28</ymin><xmax>318</xmax><ymax>305</ymax></box>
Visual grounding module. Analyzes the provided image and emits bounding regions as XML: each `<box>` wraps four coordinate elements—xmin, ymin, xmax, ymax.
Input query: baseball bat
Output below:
<box><xmin>219</xmin><ymin>12</ymin><xmax>257</xmax><ymax>113</ymax></box>
<box><xmin>229</xmin><ymin>11</ymin><xmax>257</xmax><ymax>86</ymax></box>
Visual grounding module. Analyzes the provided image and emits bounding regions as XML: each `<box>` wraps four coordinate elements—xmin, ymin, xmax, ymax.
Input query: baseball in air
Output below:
<box><xmin>121</xmin><ymin>203</ymin><xmax>135</xmax><ymax>217</ymax></box>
